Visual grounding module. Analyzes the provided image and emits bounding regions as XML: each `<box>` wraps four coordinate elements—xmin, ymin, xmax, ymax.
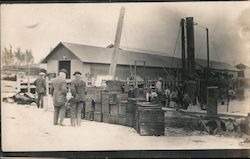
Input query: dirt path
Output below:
<box><xmin>2</xmin><ymin>102</ymin><xmax>249</xmax><ymax>151</ymax></box>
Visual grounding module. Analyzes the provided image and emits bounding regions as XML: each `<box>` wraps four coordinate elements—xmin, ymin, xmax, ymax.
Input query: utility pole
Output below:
<box><xmin>186</xmin><ymin>17</ymin><xmax>195</xmax><ymax>76</ymax></box>
<box><xmin>206</xmin><ymin>28</ymin><xmax>210</xmax><ymax>86</ymax></box>
<box><xmin>109</xmin><ymin>6</ymin><xmax>125</xmax><ymax>80</ymax></box>
<box><xmin>181</xmin><ymin>18</ymin><xmax>186</xmax><ymax>82</ymax></box>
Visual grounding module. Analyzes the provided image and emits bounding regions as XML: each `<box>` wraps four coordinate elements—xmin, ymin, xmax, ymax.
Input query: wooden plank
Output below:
<box><xmin>101</xmin><ymin>92</ymin><xmax>110</xmax><ymax>114</ymax></box>
<box><xmin>138</xmin><ymin>109</ymin><xmax>164</xmax><ymax>123</ymax></box>
<box><xmin>94</xmin><ymin>101</ymin><xmax>102</xmax><ymax>112</ymax></box>
<box><xmin>117</xmin><ymin>93</ymin><xmax>128</xmax><ymax>101</ymax></box>
<box><xmin>109</xmin><ymin>93</ymin><xmax>117</xmax><ymax>104</ymax></box>
<box><xmin>118</xmin><ymin>115</ymin><xmax>127</xmax><ymax>126</ymax></box>
<box><xmin>94</xmin><ymin>111</ymin><xmax>103</xmax><ymax>122</ymax></box>
<box><xmin>118</xmin><ymin>101</ymin><xmax>127</xmax><ymax>115</ymax></box>
<box><xmin>139</xmin><ymin>122</ymin><xmax>165</xmax><ymax>136</ymax></box>
<box><xmin>126</xmin><ymin>113</ymin><xmax>135</xmax><ymax>127</ymax></box>
<box><xmin>110</xmin><ymin>104</ymin><xmax>119</xmax><ymax>115</ymax></box>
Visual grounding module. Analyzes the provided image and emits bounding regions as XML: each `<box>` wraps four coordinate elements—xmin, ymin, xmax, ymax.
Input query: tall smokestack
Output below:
<box><xmin>186</xmin><ymin>17</ymin><xmax>195</xmax><ymax>76</ymax></box>
<box><xmin>181</xmin><ymin>18</ymin><xmax>186</xmax><ymax>81</ymax></box>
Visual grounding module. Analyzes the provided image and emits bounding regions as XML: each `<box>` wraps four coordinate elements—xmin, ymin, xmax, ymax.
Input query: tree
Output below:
<box><xmin>14</xmin><ymin>47</ymin><xmax>23</xmax><ymax>65</ymax></box>
<box><xmin>3</xmin><ymin>45</ymin><xmax>34</xmax><ymax>65</ymax></box>
<box><xmin>25</xmin><ymin>49</ymin><xmax>34</xmax><ymax>64</ymax></box>
<box><xmin>2</xmin><ymin>45</ymin><xmax>13</xmax><ymax>66</ymax></box>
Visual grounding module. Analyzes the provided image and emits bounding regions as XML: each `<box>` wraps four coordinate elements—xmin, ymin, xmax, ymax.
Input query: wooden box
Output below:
<box><xmin>94</xmin><ymin>101</ymin><xmax>102</xmax><ymax>112</ymax></box>
<box><xmin>117</xmin><ymin>93</ymin><xmax>128</xmax><ymax>102</ymax></box>
<box><xmin>118</xmin><ymin>101</ymin><xmax>127</xmax><ymax>116</ymax></box>
<box><xmin>118</xmin><ymin>115</ymin><xmax>127</xmax><ymax>126</ymax></box>
<box><xmin>110</xmin><ymin>104</ymin><xmax>119</xmax><ymax>115</ymax></box>
<box><xmin>101</xmin><ymin>92</ymin><xmax>110</xmax><ymax>114</ymax></box>
<box><xmin>109</xmin><ymin>93</ymin><xmax>117</xmax><ymax>104</ymax></box>
<box><xmin>94</xmin><ymin>111</ymin><xmax>103</xmax><ymax>122</ymax></box>
<box><xmin>126</xmin><ymin>113</ymin><xmax>135</xmax><ymax>127</ymax></box>
<box><xmin>138</xmin><ymin>122</ymin><xmax>165</xmax><ymax>136</ymax></box>
<box><xmin>103</xmin><ymin>114</ymin><xmax>118</xmax><ymax>124</ymax></box>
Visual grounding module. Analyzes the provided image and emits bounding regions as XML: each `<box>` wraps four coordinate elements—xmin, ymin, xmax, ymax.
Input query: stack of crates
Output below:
<box><xmin>85</xmin><ymin>87</ymin><xmax>104</xmax><ymax>121</ymax></box>
<box><xmin>102</xmin><ymin>90</ymin><xmax>128</xmax><ymax>126</ymax></box>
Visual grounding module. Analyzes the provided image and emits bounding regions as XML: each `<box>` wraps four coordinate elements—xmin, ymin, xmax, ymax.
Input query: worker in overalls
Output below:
<box><xmin>70</xmin><ymin>71</ymin><xmax>86</xmax><ymax>127</ymax></box>
<box><xmin>51</xmin><ymin>69</ymin><xmax>68</xmax><ymax>126</ymax></box>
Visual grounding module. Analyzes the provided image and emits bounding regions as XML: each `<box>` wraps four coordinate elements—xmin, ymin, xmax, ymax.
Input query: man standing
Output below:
<box><xmin>155</xmin><ymin>77</ymin><xmax>163</xmax><ymax>105</ymax></box>
<box><xmin>51</xmin><ymin>69</ymin><xmax>68</xmax><ymax>126</ymax></box>
<box><xmin>70</xmin><ymin>71</ymin><xmax>86</xmax><ymax>127</ymax></box>
<box><xmin>34</xmin><ymin>72</ymin><xmax>46</xmax><ymax>108</ymax></box>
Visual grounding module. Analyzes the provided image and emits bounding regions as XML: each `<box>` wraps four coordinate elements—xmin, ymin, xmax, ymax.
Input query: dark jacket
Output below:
<box><xmin>34</xmin><ymin>76</ymin><xmax>46</xmax><ymax>94</ymax></box>
<box><xmin>51</xmin><ymin>76</ymin><xmax>67</xmax><ymax>106</ymax></box>
<box><xmin>71</xmin><ymin>78</ymin><xmax>86</xmax><ymax>102</ymax></box>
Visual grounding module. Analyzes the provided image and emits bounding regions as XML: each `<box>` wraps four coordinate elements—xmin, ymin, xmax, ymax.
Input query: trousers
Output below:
<box><xmin>54</xmin><ymin>105</ymin><xmax>65</xmax><ymax>125</ymax></box>
<box><xmin>37</xmin><ymin>93</ymin><xmax>44</xmax><ymax>108</ymax></box>
<box><xmin>71</xmin><ymin>101</ymin><xmax>84</xmax><ymax>126</ymax></box>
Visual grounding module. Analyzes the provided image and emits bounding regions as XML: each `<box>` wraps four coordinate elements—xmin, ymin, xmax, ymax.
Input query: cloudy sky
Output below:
<box><xmin>1</xmin><ymin>2</ymin><xmax>250</xmax><ymax>65</ymax></box>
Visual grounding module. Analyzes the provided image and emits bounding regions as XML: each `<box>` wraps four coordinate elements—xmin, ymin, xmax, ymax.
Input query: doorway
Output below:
<box><xmin>58</xmin><ymin>60</ymin><xmax>71</xmax><ymax>79</ymax></box>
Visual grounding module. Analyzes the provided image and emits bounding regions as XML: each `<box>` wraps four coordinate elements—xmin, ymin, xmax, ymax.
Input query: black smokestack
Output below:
<box><xmin>186</xmin><ymin>17</ymin><xmax>195</xmax><ymax>76</ymax></box>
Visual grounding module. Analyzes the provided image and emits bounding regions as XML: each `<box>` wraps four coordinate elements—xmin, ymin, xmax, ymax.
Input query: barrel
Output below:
<box><xmin>135</xmin><ymin>102</ymin><xmax>165</xmax><ymax>136</ymax></box>
<box><xmin>206</xmin><ymin>86</ymin><xmax>218</xmax><ymax>118</ymax></box>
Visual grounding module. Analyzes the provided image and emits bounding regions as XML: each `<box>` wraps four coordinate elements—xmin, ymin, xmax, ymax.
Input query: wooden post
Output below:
<box><xmin>206</xmin><ymin>28</ymin><xmax>210</xmax><ymax>86</ymax></box>
<box><xmin>206</xmin><ymin>86</ymin><xmax>218</xmax><ymax>118</ymax></box>
<box><xmin>181</xmin><ymin>18</ymin><xmax>186</xmax><ymax>81</ymax></box>
<box><xmin>109</xmin><ymin>6</ymin><xmax>125</xmax><ymax>79</ymax></box>
<box><xmin>186</xmin><ymin>17</ymin><xmax>195</xmax><ymax>76</ymax></box>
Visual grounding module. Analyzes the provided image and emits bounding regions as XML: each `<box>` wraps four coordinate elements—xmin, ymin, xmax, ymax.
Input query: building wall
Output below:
<box><xmin>88</xmin><ymin>63</ymin><xmax>179</xmax><ymax>81</ymax></box>
<box><xmin>46</xmin><ymin>46</ymin><xmax>84</xmax><ymax>78</ymax></box>
<box><xmin>47</xmin><ymin>60</ymin><xmax>58</xmax><ymax>75</ymax></box>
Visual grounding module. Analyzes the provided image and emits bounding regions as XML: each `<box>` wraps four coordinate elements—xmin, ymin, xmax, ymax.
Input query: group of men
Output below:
<box><xmin>34</xmin><ymin>69</ymin><xmax>86</xmax><ymax>127</ymax></box>
<box><xmin>146</xmin><ymin>77</ymin><xmax>191</xmax><ymax>110</ymax></box>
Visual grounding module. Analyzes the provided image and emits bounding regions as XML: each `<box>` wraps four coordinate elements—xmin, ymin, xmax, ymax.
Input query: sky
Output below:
<box><xmin>1</xmin><ymin>2</ymin><xmax>250</xmax><ymax>65</ymax></box>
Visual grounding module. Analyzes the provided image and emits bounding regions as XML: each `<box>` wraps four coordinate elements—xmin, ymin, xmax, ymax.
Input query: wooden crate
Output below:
<box><xmin>94</xmin><ymin>111</ymin><xmax>103</xmax><ymax>122</ymax></box>
<box><xmin>103</xmin><ymin>114</ymin><xmax>117</xmax><ymax>124</ymax></box>
<box><xmin>94</xmin><ymin>101</ymin><xmax>102</xmax><ymax>112</ymax></box>
<box><xmin>117</xmin><ymin>93</ymin><xmax>128</xmax><ymax>101</ymax></box>
<box><xmin>118</xmin><ymin>101</ymin><xmax>127</xmax><ymax>116</ymax></box>
<box><xmin>137</xmin><ymin>109</ymin><xmax>164</xmax><ymax>123</ymax></box>
<box><xmin>118</xmin><ymin>115</ymin><xmax>127</xmax><ymax>126</ymax></box>
<box><xmin>101</xmin><ymin>92</ymin><xmax>110</xmax><ymax>114</ymax></box>
<box><xmin>109</xmin><ymin>93</ymin><xmax>117</xmax><ymax>104</ymax></box>
<box><xmin>86</xmin><ymin>87</ymin><xmax>103</xmax><ymax>102</ymax></box>
<box><xmin>126</xmin><ymin>113</ymin><xmax>135</xmax><ymax>127</ymax></box>
<box><xmin>85</xmin><ymin>111</ymin><xmax>94</xmax><ymax>121</ymax></box>
<box><xmin>85</xmin><ymin>100</ymin><xmax>94</xmax><ymax>112</ymax></box>
<box><xmin>110</xmin><ymin>104</ymin><xmax>119</xmax><ymax>115</ymax></box>
<box><xmin>138</xmin><ymin>122</ymin><xmax>165</xmax><ymax>136</ymax></box>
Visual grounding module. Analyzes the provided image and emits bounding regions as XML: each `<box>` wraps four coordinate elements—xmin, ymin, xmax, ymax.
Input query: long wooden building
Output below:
<box><xmin>41</xmin><ymin>42</ymin><xmax>239</xmax><ymax>82</ymax></box>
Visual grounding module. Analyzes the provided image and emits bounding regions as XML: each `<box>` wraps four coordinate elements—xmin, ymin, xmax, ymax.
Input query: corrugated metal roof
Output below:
<box><xmin>42</xmin><ymin>42</ymin><xmax>238</xmax><ymax>72</ymax></box>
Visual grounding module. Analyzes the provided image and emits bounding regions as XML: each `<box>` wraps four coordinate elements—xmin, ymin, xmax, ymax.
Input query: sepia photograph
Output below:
<box><xmin>1</xmin><ymin>1</ymin><xmax>250</xmax><ymax>154</ymax></box>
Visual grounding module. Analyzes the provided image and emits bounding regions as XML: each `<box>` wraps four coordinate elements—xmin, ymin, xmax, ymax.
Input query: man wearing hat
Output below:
<box><xmin>34</xmin><ymin>71</ymin><xmax>46</xmax><ymax>108</ymax></box>
<box><xmin>70</xmin><ymin>71</ymin><xmax>86</xmax><ymax>127</ymax></box>
<box><xmin>50</xmin><ymin>69</ymin><xmax>68</xmax><ymax>126</ymax></box>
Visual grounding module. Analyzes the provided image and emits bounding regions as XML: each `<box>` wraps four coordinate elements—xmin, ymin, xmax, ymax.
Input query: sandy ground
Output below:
<box><xmin>2</xmin><ymin>101</ymin><xmax>250</xmax><ymax>151</ymax></box>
